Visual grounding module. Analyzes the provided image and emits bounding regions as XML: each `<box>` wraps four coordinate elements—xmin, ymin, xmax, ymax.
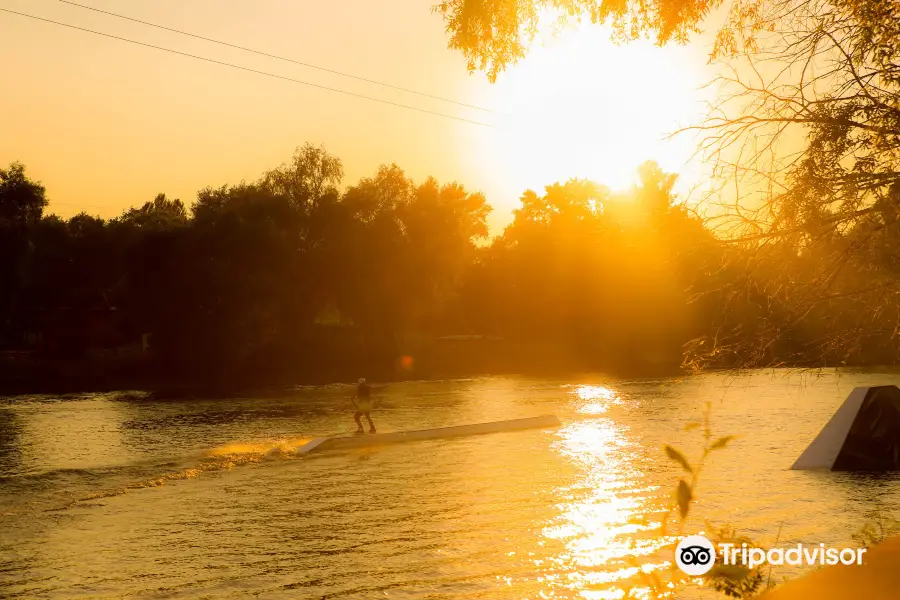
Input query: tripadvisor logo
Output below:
<box><xmin>674</xmin><ymin>534</ymin><xmax>868</xmax><ymax>576</ymax></box>
<box><xmin>675</xmin><ymin>535</ymin><xmax>716</xmax><ymax>575</ymax></box>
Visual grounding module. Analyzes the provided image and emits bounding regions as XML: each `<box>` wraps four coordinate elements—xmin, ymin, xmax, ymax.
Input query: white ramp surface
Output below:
<box><xmin>296</xmin><ymin>414</ymin><xmax>561</xmax><ymax>454</ymax></box>
<box><xmin>792</xmin><ymin>387</ymin><xmax>870</xmax><ymax>470</ymax></box>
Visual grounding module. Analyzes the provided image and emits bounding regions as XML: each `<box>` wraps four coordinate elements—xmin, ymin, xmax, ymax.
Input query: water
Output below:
<box><xmin>3</xmin><ymin>371</ymin><xmax>900</xmax><ymax>599</ymax></box>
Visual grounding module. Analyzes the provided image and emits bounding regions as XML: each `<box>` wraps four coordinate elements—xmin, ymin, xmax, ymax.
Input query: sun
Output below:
<box><xmin>471</xmin><ymin>22</ymin><xmax>712</xmax><ymax>207</ymax></box>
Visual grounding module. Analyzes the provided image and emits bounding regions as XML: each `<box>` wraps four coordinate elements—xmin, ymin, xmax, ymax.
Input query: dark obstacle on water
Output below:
<box><xmin>296</xmin><ymin>414</ymin><xmax>562</xmax><ymax>454</ymax></box>
<box><xmin>793</xmin><ymin>385</ymin><xmax>900</xmax><ymax>471</ymax></box>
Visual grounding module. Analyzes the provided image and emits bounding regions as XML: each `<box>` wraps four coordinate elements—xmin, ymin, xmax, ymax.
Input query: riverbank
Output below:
<box><xmin>0</xmin><ymin>339</ymin><xmax>687</xmax><ymax>396</ymax></box>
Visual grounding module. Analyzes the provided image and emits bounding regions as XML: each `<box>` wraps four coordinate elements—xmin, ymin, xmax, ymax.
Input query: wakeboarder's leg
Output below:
<box><xmin>365</xmin><ymin>413</ymin><xmax>376</xmax><ymax>434</ymax></box>
<box><xmin>354</xmin><ymin>410</ymin><xmax>364</xmax><ymax>433</ymax></box>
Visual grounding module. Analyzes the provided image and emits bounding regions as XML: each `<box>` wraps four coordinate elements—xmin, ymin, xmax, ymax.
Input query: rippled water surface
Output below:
<box><xmin>3</xmin><ymin>371</ymin><xmax>900</xmax><ymax>599</ymax></box>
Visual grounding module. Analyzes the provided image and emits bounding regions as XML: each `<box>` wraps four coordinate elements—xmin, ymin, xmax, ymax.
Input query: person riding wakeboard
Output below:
<box><xmin>352</xmin><ymin>378</ymin><xmax>377</xmax><ymax>434</ymax></box>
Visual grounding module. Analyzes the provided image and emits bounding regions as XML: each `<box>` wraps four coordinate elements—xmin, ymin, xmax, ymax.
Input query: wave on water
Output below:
<box><xmin>1</xmin><ymin>391</ymin><xmax>152</xmax><ymax>405</ymax></box>
<box><xmin>50</xmin><ymin>436</ymin><xmax>313</xmax><ymax>511</ymax></box>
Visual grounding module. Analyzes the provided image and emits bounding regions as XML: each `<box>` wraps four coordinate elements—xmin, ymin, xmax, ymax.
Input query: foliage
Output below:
<box><xmin>432</xmin><ymin>0</ymin><xmax>725</xmax><ymax>81</ymax></box>
<box><xmin>0</xmin><ymin>162</ymin><xmax>47</xmax><ymax>229</ymax></box>
<box><xmin>6</xmin><ymin>134</ymin><xmax>900</xmax><ymax>383</ymax></box>
<box><xmin>662</xmin><ymin>403</ymin><xmax>736</xmax><ymax>529</ymax></box>
<box><xmin>0</xmin><ymin>147</ymin><xmax>494</xmax><ymax>384</ymax></box>
<box><xmin>430</xmin><ymin>0</ymin><xmax>900</xmax><ymax>370</ymax></box>
<box><xmin>654</xmin><ymin>405</ymin><xmax>769</xmax><ymax>599</ymax></box>
<box><xmin>119</xmin><ymin>193</ymin><xmax>188</xmax><ymax>230</ymax></box>
<box><xmin>0</xmin><ymin>162</ymin><xmax>48</xmax><ymax>337</ymax></box>
<box><xmin>679</xmin><ymin>0</ymin><xmax>900</xmax><ymax>368</ymax></box>
<box><xmin>455</xmin><ymin>162</ymin><xmax>717</xmax><ymax>372</ymax></box>
<box><xmin>853</xmin><ymin>509</ymin><xmax>900</xmax><ymax>548</ymax></box>
<box><xmin>706</xmin><ymin>526</ymin><xmax>768</xmax><ymax>598</ymax></box>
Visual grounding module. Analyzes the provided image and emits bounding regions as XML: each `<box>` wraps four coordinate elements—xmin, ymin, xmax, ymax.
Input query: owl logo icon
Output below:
<box><xmin>675</xmin><ymin>535</ymin><xmax>716</xmax><ymax>575</ymax></box>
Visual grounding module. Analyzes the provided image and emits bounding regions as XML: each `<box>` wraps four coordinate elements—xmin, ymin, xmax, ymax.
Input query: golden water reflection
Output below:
<box><xmin>6</xmin><ymin>374</ymin><xmax>899</xmax><ymax>598</ymax></box>
<box><xmin>574</xmin><ymin>385</ymin><xmax>623</xmax><ymax>415</ymax></box>
<box><xmin>550</xmin><ymin>385</ymin><xmax>674</xmax><ymax>599</ymax></box>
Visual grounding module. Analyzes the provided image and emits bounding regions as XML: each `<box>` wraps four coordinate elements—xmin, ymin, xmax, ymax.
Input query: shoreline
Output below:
<box><xmin>0</xmin><ymin>359</ymin><xmax>686</xmax><ymax>397</ymax></box>
<box><xmin>5</xmin><ymin>348</ymin><xmax>900</xmax><ymax>397</ymax></box>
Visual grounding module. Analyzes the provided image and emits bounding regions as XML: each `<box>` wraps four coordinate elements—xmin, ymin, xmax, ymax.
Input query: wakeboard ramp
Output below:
<box><xmin>793</xmin><ymin>385</ymin><xmax>900</xmax><ymax>470</ymax></box>
<box><xmin>297</xmin><ymin>414</ymin><xmax>562</xmax><ymax>454</ymax></box>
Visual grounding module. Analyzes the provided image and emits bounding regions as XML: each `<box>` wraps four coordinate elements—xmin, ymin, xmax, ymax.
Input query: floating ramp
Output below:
<box><xmin>793</xmin><ymin>385</ymin><xmax>900</xmax><ymax>470</ymax></box>
<box><xmin>297</xmin><ymin>414</ymin><xmax>561</xmax><ymax>454</ymax></box>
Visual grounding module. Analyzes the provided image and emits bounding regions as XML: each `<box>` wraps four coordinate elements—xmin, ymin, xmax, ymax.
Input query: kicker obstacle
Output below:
<box><xmin>793</xmin><ymin>385</ymin><xmax>900</xmax><ymax>471</ymax></box>
<box><xmin>296</xmin><ymin>414</ymin><xmax>562</xmax><ymax>454</ymax></box>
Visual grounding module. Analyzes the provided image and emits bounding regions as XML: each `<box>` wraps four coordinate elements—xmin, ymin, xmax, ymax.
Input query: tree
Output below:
<box><xmin>0</xmin><ymin>162</ymin><xmax>48</xmax><ymax>338</ymax></box>
<box><xmin>453</xmin><ymin>163</ymin><xmax>708</xmax><ymax>372</ymax></box>
<box><xmin>401</xmin><ymin>177</ymin><xmax>491</xmax><ymax>327</ymax></box>
<box><xmin>433</xmin><ymin>0</ymin><xmax>722</xmax><ymax>81</ymax></box>
<box><xmin>432</xmin><ymin>0</ymin><xmax>900</xmax><ymax>368</ymax></box>
<box><xmin>261</xmin><ymin>142</ymin><xmax>343</xmax><ymax>213</ymax></box>
<box><xmin>118</xmin><ymin>193</ymin><xmax>188</xmax><ymax>230</ymax></box>
<box><xmin>133</xmin><ymin>182</ymin><xmax>315</xmax><ymax>381</ymax></box>
<box><xmin>0</xmin><ymin>162</ymin><xmax>47</xmax><ymax>229</ymax></box>
<box><xmin>678</xmin><ymin>0</ymin><xmax>900</xmax><ymax>367</ymax></box>
<box><xmin>0</xmin><ymin>147</ymin><xmax>770</xmax><ymax>384</ymax></box>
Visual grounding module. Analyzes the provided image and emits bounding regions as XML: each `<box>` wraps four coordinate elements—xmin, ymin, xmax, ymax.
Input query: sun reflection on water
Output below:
<box><xmin>547</xmin><ymin>387</ymin><xmax>674</xmax><ymax>599</ymax></box>
<box><xmin>573</xmin><ymin>385</ymin><xmax>623</xmax><ymax>415</ymax></box>
<box><xmin>575</xmin><ymin>385</ymin><xmax>618</xmax><ymax>402</ymax></box>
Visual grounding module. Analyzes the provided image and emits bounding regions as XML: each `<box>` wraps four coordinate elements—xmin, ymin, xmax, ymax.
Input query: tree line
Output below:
<box><xmin>2</xmin><ymin>140</ymin><xmax>899</xmax><ymax>390</ymax></box>
<box><xmin>433</xmin><ymin>0</ymin><xmax>900</xmax><ymax>371</ymax></box>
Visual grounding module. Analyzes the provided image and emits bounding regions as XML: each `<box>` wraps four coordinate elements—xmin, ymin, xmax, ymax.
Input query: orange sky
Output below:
<box><xmin>0</xmin><ymin>0</ymin><xmax>715</xmax><ymax>231</ymax></box>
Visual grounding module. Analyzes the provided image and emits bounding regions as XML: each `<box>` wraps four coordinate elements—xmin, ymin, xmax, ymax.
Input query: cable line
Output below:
<box><xmin>55</xmin><ymin>0</ymin><xmax>493</xmax><ymax>114</ymax></box>
<box><xmin>0</xmin><ymin>8</ymin><xmax>493</xmax><ymax>128</ymax></box>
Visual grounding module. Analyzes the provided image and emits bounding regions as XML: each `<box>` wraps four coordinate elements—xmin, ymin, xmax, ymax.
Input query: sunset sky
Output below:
<box><xmin>1</xmin><ymin>0</ymin><xmax>715</xmax><ymax>231</ymax></box>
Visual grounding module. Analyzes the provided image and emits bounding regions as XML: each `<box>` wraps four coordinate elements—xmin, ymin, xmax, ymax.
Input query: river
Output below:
<box><xmin>3</xmin><ymin>370</ymin><xmax>900</xmax><ymax>599</ymax></box>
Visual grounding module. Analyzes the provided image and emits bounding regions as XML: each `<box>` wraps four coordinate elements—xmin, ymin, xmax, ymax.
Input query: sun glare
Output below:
<box><xmin>476</xmin><ymin>23</ymin><xmax>712</xmax><ymax>206</ymax></box>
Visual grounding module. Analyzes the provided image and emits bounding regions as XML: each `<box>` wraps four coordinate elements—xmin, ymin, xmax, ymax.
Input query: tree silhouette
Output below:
<box><xmin>10</xmin><ymin>143</ymin><xmax>900</xmax><ymax>390</ymax></box>
<box><xmin>0</xmin><ymin>162</ymin><xmax>48</xmax><ymax>342</ymax></box>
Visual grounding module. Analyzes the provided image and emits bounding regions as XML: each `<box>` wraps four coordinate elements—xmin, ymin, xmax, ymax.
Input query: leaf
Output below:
<box><xmin>684</xmin><ymin>422</ymin><xmax>701</xmax><ymax>431</ymax></box>
<box><xmin>710</xmin><ymin>435</ymin><xmax>736</xmax><ymax>451</ymax></box>
<box><xmin>709</xmin><ymin>563</ymin><xmax>753</xmax><ymax>581</ymax></box>
<box><xmin>664</xmin><ymin>445</ymin><xmax>693</xmax><ymax>473</ymax></box>
<box><xmin>676</xmin><ymin>479</ymin><xmax>693</xmax><ymax>520</ymax></box>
